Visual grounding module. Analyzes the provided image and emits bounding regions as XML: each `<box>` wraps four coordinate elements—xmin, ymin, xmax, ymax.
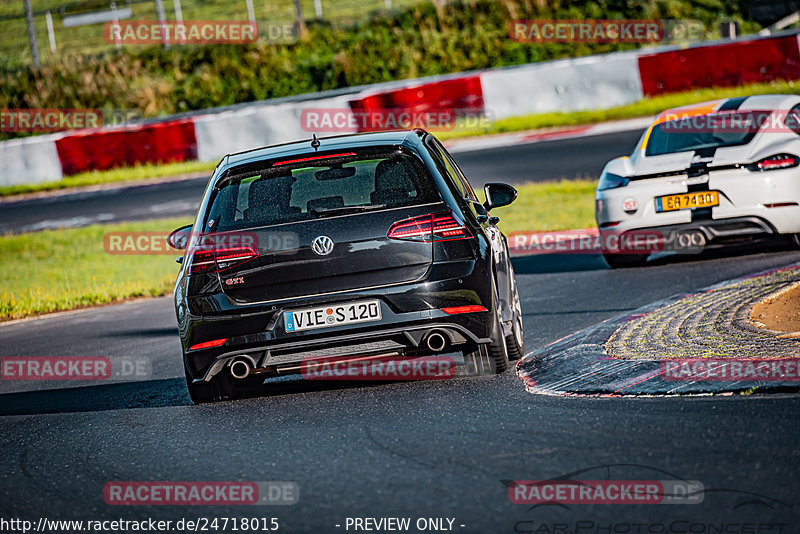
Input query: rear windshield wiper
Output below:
<box><xmin>310</xmin><ymin>204</ymin><xmax>386</xmax><ymax>218</ymax></box>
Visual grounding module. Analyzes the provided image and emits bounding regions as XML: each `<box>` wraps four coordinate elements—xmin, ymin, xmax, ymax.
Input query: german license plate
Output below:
<box><xmin>655</xmin><ymin>191</ymin><xmax>719</xmax><ymax>213</ymax></box>
<box><xmin>283</xmin><ymin>300</ymin><xmax>381</xmax><ymax>333</ymax></box>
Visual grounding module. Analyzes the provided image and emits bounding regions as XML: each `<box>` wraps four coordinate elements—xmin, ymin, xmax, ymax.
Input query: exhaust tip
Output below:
<box><xmin>426</xmin><ymin>332</ymin><xmax>448</xmax><ymax>353</ymax></box>
<box><xmin>230</xmin><ymin>359</ymin><xmax>251</xmax><ymax>379</ymax></box>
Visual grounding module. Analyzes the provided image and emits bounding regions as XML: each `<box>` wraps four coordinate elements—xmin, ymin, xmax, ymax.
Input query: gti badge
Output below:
<box><xmin>311</xmin><ymin>235</ymin><xmax>334</xmax><ymax>256</ymax></box>
<box><xmin>225</xmin><ymin>277</ymin><xmax>244</xmax><ymax>286</ymax></box>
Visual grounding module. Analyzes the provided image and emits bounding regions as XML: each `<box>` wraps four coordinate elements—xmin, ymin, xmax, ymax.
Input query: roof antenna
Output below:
<box><xmin>311</xmin><ymin>134</ymin><xmax>320</xmax><ymax>151</ymax></box>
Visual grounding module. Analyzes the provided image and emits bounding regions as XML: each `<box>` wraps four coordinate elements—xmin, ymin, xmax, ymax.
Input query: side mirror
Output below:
<box><xmin>484</xmin><ymin>183</ymin><xmax>517</xmax><ymax>210</ymax></box>
<box><xmin>166</xmin><ymin>224</ymin><xmax>193</xmax><ymax>250</ymax></box>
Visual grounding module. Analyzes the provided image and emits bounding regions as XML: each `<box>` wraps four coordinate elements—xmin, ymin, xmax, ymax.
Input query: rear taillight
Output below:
<box><xmin>747</xmin><ymin>154</ymin><xmax>800</xmax><ymax>171</ymax></box>
<box><xmin>188</xmin><ymin>245</ymin><xmax>258</xmax><ymax>274</ymax></box>
<box><xmin>189</xmin><ymin>338</ymin><xmax>228</xmax><ymax>350</ymax></box>
<box><xmin>432</xmin><ymin>213</ymin><xmax>471</xmax><ymax>240</ymax></box>
<box><xmin>387</xmin><ymin>212</ymin><xmax>472</xmax><ymax>242</ymax></box>
<box><xmin>441</xmin><ymin>305</ymin><xmax>487</xmax><ymax>314</ymax></box>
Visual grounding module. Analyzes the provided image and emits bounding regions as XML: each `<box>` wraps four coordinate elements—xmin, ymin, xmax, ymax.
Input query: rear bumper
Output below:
<box><xmin>645</xmin><ymin>216</ymin><xmax>776</xmax><ymax>246</ymax></box>
<box><xmin>595</xmin><ymin>166</ymin><xmax>800</xmax><ymax>235</ymax></box>
<box><xmin>192</xmin><ymin>320</ymin><xmax>490</xmax><ymax>382</ymax></box>
<box><xmin>599</xmin><ymin>216</ymin><xmax>781</xmax><ymax>256</ymax></box>
<box><xmin>179</xmin><ymin>258</ymin><xmax>497</xmax><ymax>381</ymax></box>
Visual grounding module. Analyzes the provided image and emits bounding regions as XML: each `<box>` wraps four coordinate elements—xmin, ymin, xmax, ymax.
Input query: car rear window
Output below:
<box><xmin>203</xmin><ymin>147</ymin><xmax>440</xmax><ymax>232</ymax></box>
<box><xmin>645</xmin><ymin>111</ymin><xmax>767</xmax><ymax>156</ymax></box>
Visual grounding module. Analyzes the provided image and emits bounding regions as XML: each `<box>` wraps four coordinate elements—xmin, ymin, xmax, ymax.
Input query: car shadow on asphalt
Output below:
<box><xmin>104</xmin><ymin>327</ymin><xmax>179</xmax><ymax>338</ymax></box>
<box><xmin>0</xmin><ymin>378</ymin><xmax>192</xmax><ymax>415</ymax></box>
<box><xmin>644</xmin><ymin>238</ymin><xmax>799</xmax><ymax>266</ymax></box>
<box><xmin>0</xmin><ymin>372</ymin><xmax>485</xmax><ymax>416</ymax></box>
<box><xmin>511</xmin><ymin>253</ymin><xmax>609</xmax><ymax>274</ymax></box>
<box><xmin>511</xmin><ymin>238</ymin><xmax>800</xmax><ymax>274</ymax></box>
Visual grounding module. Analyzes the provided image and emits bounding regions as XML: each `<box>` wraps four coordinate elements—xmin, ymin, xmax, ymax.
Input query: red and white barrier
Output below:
<box><xmin>480</xmin><ymin>51</ymin><xmax>644</xmax><ymax>119</ymax></box>
<box><xmin>348</xmin><ymin>76</ymin><xmax>484</xmax><ymax>131</ymax></box>
<box><xmin>193</xmin><ymin>96</ymin><xmax>354</xmax><ymax>163</ymax></box>
<box><xmin>0</xmin><ymin>135</ymin><xmax>63</xmax><ymax>186</ymax></box>
<box><xmin>637</xmin><ymin>34</ymin><xmax>800</xmax><ymax>96</ymax></box>
<box><xmin>55</xmin><ymin>118</ymin><xmax>197</xmax><ymax>176</ymax></box>
<box><xmin>3</xmin><ymin>31</ymin><xmax>800</xmax><ymax>186</ymax></box>
<box><xmin>445</xmin><ymin>116</ymin><xmax>654</xmax><ymax>154</ymax></box>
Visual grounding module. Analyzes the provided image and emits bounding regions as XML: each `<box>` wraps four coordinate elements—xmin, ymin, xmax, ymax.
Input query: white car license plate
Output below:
<box><xmin>283</xmin><ymin>300</ymin><xmax>381</xmax><ymax>333</ymax></box>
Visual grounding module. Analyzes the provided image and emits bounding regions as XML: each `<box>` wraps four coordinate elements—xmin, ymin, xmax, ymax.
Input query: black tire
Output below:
<box><xmin>792</xmin><ymin>234</ymin><xmax>800</xmax><ymax>248</ymax></box>
<box><xmin>506</xmin><ymin>270</ymin><xmax>525</xmax><ymax>361</ymax></box>
<box><xmin>505</xmin><ymin>334</ymin><xmax>523</xmax><ymax>361</ymax></box>
<box><xmin>602</xmin><ymin>252</ymin><xmax>648</xmax><ymax>269</ymax></box>
<box><xmin>463</xmin><ymin>302</ymin><xmax>509</xmax><ymax>375</ymax></box>
<box><xmin>185</xmin><ymin>365</ymin><xmax>234</xmax><ymax>404</ymax></box>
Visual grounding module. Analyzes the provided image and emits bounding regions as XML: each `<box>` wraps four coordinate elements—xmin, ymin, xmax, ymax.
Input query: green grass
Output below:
<box><xmin>0</xmin><ymin>160</ymin><xmax>217</xmax><ymax>197</ymax></box>
<box><xmin>0</xmin><ymin>179</ymin><xmax>594</xmax><ymax>320</ymax></box>
<box><xmin>491</xmin><ymin>179</ymin><xmax>596</xmax><ymax>234</ymax></box>
<box><xmin>0</xmin><ymin>217</ymin><xmax>192</xmax><ymax>321</ymax></box>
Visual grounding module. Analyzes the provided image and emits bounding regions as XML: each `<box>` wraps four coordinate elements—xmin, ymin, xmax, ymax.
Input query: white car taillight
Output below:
<box><xmin>747</xmin><ymin>154</ymin><xmax>800</xmax><ymax>171</ymax></box>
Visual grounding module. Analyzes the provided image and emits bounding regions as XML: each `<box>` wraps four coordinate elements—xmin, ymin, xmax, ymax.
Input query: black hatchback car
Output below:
<box><xmin>169</xmin><ymin>129</ymin><xmax>524</xmax><ymax>403</ymax></box>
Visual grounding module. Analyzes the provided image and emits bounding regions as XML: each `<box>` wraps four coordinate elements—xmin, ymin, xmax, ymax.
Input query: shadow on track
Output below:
<box><xmin>511</xmin><ymin>238</ymin><xmax>800</xmax><ymax>274</ymax></box>
<box><xmin>105</xmin><ymin>327</ymin><xmax>179</xmax><ymax>338</ymax></box>
<box><xmin>0</xmin><ymin>372</ymin><xmax>483</xmax><ymax>416</ymax></box>
<box><xmin>0</xmin><ymin>378</ymin><xmax>191</xmax><ymax>416</ymax></box>
<box><xmin>521</xmin><ymin>308</ymin><xmax>633</xmax><ymax>317</ymax></box>
<box><xmin>645</xmin><ymin>238</ymin><xmax>799</xmax><ymax>267</ymax></box>
<box><xmin>511</xmin><ymin>253</ymin><xmax>609</xmax><ymax>274</ymax></box>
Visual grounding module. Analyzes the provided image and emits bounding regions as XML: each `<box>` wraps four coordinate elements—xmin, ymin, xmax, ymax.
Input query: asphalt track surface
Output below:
<box><xmin>1</xmin><ymin>127</ymin><xmax>800</xmax><ymax>531</ymax></box>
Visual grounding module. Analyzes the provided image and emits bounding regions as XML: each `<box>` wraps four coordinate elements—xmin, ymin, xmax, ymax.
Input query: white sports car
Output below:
<box><xmin>595</xmin><ymin>94</ymin><xmax>800</xmax><ymax>268</ymax></box>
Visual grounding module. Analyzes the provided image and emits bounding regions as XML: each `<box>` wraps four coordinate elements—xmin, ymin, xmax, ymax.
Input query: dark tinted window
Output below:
<box><xmin>203</xmin><ymin>148</ymin><xmax>440</xmax><ymax>231</ymax></box>
<box><xmin>438</xmin><ymin>142</ymin><xmax>477</xmax><ymax>200</ymax></box>
<box><xmin>785</xmin><ymin>104</ymin><xmax>800</xmax><ymax>135</ymax></box>
<box><xmin>645</xmin><ymin>111</ymin><xmax>767</xmax><ymax>156</ymax></box>
<box><xmin>426</xmin><ymin>138</ymin><xmax>476</xmax><ymax>201</ymax></box>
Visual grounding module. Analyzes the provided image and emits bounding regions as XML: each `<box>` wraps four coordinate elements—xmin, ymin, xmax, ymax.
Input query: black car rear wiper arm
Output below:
<box><xmin>311</xmin><ymin>205</ymin><xmax>386</xmax><ymax>217</ymax></box>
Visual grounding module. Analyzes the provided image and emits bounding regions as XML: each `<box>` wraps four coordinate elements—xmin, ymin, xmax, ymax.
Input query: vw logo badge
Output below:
<box><xmin>311</xmin><ymin>235</ymin><xmax>334</xmax><ymax>256</ymax></box>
